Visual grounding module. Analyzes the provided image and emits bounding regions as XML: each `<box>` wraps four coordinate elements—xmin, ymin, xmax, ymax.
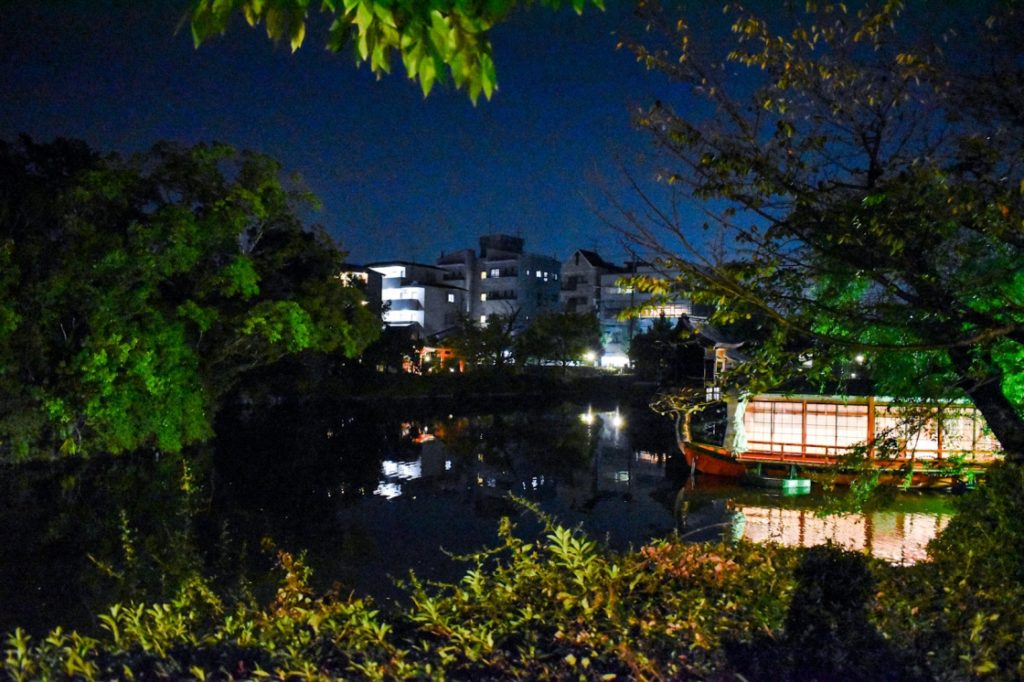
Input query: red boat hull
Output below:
<box><xmin>682</xmin><ymin>442</ymin><xmax>748</xmax><ymax>478</ymax></box>
<box><xmin>681</xmin><ymin>441</ymin><xmax>966</xmax><ymax>489</ymax></box>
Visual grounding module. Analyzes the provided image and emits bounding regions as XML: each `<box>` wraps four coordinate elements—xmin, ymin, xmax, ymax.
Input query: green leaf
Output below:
<box><xmin>418</xmin><ymin>55</ymin><xmax>438</xmax><ymax>96</ymax></box>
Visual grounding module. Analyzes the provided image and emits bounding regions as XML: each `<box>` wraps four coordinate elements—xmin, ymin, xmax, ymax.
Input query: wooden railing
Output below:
<box><xmin>738</xmin><ymin>395</ymin><xmax>1001</xmax><ymax>464</ymax></box>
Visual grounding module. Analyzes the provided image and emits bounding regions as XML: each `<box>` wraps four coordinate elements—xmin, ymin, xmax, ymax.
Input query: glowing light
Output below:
<box><xmin>580</xmin><ymin>408</ymin><xmax>595</xmax><ymax>425</ymax></box>
<box><xmin>583</xmin><ymin>350</ymin><xmax>597</xmax><ymax>363</ymax></box>
<box><xmin>611</xmin><ymin>408</ymin><xmax>624</xmax><ymax>429</ymax></box>
<box><xmin>855</xmin><ymin>354</ymin><xmax>866</xmax><ymax>364</ymax></box>
<box><xmin>600</xmin><ymin>353</ymin><xmax>630</xmax><ymax>369</ymax></box>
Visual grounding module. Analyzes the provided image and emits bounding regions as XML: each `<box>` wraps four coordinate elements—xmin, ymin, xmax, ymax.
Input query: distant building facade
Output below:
<box><xmin>367</xmin><ymin>261</ymin><xmax>465</xmax><ymax>338</ymax></box>
<box><xmin>436</xmin><ymin>234</ymin><xmax>561</xmax><ymax>327</ymax></box>
<box><xmin>597</xmin><ymin>261</ymin><xmax>708</xmax><ymax>369</ymax></box>
<box><xmin>560</xmin><ymin>249</ymin><xmax>621</xmax><ymax>314</ymax></box>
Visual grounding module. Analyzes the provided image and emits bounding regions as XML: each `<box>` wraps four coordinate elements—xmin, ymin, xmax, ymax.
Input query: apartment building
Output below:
<box><xmin>437</xmin><ymin>234</ymin><xmax>561</xmax><ymax>327</ymax></box>
<box><xmin>367</xmin><ymin>261</ymin><xmax>466</xmax><ymax>338</ymax></box>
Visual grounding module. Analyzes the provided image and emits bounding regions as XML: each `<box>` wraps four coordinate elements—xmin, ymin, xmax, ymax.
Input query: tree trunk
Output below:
<box><xmin>948</xmin><ymin>347</ymin><xmax>1024</xmax><ymax>464</ymax></box>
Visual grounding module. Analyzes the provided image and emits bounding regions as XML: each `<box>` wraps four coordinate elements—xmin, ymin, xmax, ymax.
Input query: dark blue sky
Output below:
<box><xmin>1</xmin><ymin>1</ymin><xmax>687</xmax><ymax>265</ymax></box>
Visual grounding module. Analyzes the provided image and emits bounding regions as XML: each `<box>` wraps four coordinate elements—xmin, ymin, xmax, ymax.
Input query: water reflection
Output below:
<box><xmin>0</xmin><ymin>400</ymin><xmax>957</xmax><ymax>635</ymax></box>
<box><xmin>216</xmin><ymin>403</ymin><xmax>955</xmax><ymax>601</ymax></box>
<box><xmin>675</xmin><ymin>477</ymin><xmax>954</xmax><ymax>564</ymax></box>
<box><xmin>730</xmin><ymin>502</ymin><xmax>949</xmax><ymax>564</ymax></box>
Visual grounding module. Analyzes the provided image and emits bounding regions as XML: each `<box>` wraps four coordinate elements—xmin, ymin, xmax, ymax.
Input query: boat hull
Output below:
<box><xmin>682</xmin><ymin>442</ymin><xmax>747</xmax><ymax>478</ymax></box>
<box><xmin>681</xmin><ymin>441</ymin><xmax>966</xmax><ymax>489</ymax></box>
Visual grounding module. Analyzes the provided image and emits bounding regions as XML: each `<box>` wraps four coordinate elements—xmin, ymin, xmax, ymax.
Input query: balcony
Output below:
<box><xmin>387</xmin><ymin>299</ymin><xmax>423</xmax><ymax>311</ymax></box>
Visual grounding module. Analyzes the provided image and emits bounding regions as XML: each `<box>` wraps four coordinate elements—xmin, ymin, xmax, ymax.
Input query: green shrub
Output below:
<box><xmin>875</xmin><ymin>462</ymin><xmax>1024</xmax><ymax>680</ymax></box>
<box><xmin>5</xmin><ymin>490</ymin><xmax>1024</xmax><ymax>680</ymax></box>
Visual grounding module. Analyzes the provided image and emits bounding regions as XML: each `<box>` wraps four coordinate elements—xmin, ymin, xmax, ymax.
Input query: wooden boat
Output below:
<box><xmin>678</xmin><ymin>393</ymin><xmax>1002</xmax><ymax>489</ymax></box>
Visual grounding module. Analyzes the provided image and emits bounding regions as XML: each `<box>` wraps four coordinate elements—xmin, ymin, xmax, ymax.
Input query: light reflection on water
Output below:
<box><xmin>333</xmin><ymin>406</ymin><xmax>953</xmax><ymax>602</ymax></box>
<box><xmin>674</xmin><ymin>473</ymin><xmax>954</xmax><ymax>566</ymax></box>
<box><xmin>730</xmin><ymin>504</ymin><xmax>949</xmax><ymax>564</ymax></box>
<box><xmin>0</xmin><ymin>402</ymin><xmax>959</xmax><ymax>634</ymax></box>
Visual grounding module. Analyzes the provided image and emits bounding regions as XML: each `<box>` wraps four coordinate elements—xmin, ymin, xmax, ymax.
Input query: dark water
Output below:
<box><xmin>0</xmin><ymin>399</ymin><xmax>953</xmax><ymax>636</ymax></box>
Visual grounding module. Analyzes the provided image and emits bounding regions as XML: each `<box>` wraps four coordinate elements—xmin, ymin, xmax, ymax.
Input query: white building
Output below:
<box><xmin>367</xmin><ymin>261</ymin><xmax>466</xmax><ymax>338</ymax></box>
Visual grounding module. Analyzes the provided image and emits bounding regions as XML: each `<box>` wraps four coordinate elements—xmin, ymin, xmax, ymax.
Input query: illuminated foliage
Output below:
<box><xmin>189</xmin><ymin>0</ymin><xmax>605</xmax><ymax>101</ymax></box>
<box><xmin>0</xmin><ymin>138</ymin><xmax>379</xmax><ymax>460</ymax></box>
<box><xmin>8</xmin><ymin>501</ymin><xmax>1024</xmax><ymax>679</ymax></box>
<box><xmin>624</xmin><ymin>1</ymin><xmax>1024</xmax><ymax>459</ymax></box>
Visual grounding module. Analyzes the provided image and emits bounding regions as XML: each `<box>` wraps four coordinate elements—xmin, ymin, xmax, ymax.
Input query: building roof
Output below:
<box><xmin>366</xmin><ymin>260</ymin><xmax>446</xmax><ymax>272</ymax></box>
<box><xmin>569</xmin><ymin>249</ymin><xmax>620</xmax><ymax>271</ymax></box>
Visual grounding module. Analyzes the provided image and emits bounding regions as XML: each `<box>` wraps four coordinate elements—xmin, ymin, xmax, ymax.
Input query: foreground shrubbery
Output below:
<box><xmin>5</xmin><ymin>466</ymin><xmax>1024</xmax><ymax>681</ymax></box>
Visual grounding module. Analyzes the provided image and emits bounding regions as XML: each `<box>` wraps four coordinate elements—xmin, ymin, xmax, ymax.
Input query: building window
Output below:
<box><xmin>447</xmin><ymin>293</ymin><xmax>455</xmax><ymax>303</ymax></box>
<box><xmin>480</xmin><ymin>315</ymin><xmax>487</xmax><ymax>325</ymax></box>
<box><xmin>536</xmin><ymin>271</ymin><xmax>542</xmax><ymax>278</ymax></box>
<box><xmin>480</xmin><ymin>293</ymin><xmax>487</xmax><ymax>301</ymax></box>
<box><xmin>490</xmin><ymin>268</ymin><xmax>500</xmax><ymax>277</ymax></box>
<box><xmin>526</xmin><ymin>270</ymin><xmax>531</xmax><ymax>276</ymax></box>
<box><xmin>481</xmin><ymin>271</ymin><xmax>487</xmax><ymax>279</ymax></box>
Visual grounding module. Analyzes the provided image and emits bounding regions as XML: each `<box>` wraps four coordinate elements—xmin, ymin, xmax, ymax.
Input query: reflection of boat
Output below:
<box><xmin>729</xmin><ymin>502</ymin><xmax>948</xmax><ymax>564</ymax></box>
<box><xmin>742</xmin><ymin>469</ymin><xmax>811</xmax><ymax>495</ymax></box>
<box><xmin>679</xmin><ymin>394</ymin><xmax>1002</xmax><ymax>488</ymax></box>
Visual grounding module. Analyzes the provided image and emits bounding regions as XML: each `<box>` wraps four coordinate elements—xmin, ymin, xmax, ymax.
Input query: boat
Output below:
<box><xmin>677</xmin><ymin>393</ymin><xmax>1002</xmax><ymax>489</ymax></box>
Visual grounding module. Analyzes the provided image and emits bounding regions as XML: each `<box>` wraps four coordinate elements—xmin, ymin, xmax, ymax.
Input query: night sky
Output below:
<box><xmin>0</xmin><ymin>1</ymin><xmax>690</xmax><ymax>266</ymax></box>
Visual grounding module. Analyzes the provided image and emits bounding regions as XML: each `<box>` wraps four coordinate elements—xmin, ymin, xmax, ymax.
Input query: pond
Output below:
<box><xmin>0</xmin><ymin>398</ymin><xmax>955</xmax><ymax>636</ymax></box>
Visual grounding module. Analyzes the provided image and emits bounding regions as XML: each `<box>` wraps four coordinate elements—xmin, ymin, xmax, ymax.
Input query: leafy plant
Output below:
<box><xmin>5</xmin><ymin>495</ymin><xmax>1024</xmax><ymax>679</ymax></box>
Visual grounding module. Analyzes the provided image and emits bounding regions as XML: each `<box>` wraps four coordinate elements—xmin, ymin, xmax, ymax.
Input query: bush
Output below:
<box><xmin>5</xmin><ymin>490</ymin><xmax>1024</xmax><ymax>680</ymax></box>
<box><xmin>874</xmin><ymin>463</ymin><xmax>1024</xmax><ymax>680</ymax></box>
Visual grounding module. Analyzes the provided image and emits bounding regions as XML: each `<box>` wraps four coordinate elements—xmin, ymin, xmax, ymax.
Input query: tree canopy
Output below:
<box><xmin>0</xmin><ymin>138</ymin><xmax>379</xmax><ymax>461</ymax></box>
<box><xmin>516</xmin><ymin>311</ymin><xmax>600</xmax><ymax>367</ymax></box>
<box><xmin>447</xmin><ymin>311</ymin><xmax>519</xmax><ymax>369</ymax></box>
<box><xmin>188</xmin><ymin>0</ymin><xmax>604</xmax><ymax>101</ymax></box>
<box><xmin>623</xmin><ymin>1</ymin><xmax>1024</xmax><ymax>460</ymax></box>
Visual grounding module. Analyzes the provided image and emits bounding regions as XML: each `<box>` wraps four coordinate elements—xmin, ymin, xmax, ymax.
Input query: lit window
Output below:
<box><xmin>536</xmin><ymin>271</ymin><xmax>542</xmax><ymax>278</ymax></box>
<box><xmin>554</xmin><ymin>273</ymin><xmax>558</xmax><ymax>280</ymax></box>
<box><xmin>490</xmin><ymin>268</ymin><xmax>500</xmax><ymax>277</ymax></box>
<box><xmin>481</xmin><ymin>271</ymin><xmax>487</xmax><ymax>279</ymax></box>
<box><xmin>526</xmin><ymin>270</ymin><xmax>531</xmax><ymax>276</ymax></box>
<box><xmin>480</xmin><ymin>293</ymin><xmax>487</xmax><ymax>301</ymax></box>
<box><xmin>447</xmin><ymin>293</ymin><xmax>455</xmax><ymax>303</ymax></box>
<box><xmin>480</xmin><ymin>315</ymin><xmax>487</xmax><ymax>325</ymax></box>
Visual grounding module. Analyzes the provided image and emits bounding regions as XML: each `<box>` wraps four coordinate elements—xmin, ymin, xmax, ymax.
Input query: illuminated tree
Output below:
<box><xmin>0</xmin><ymin>138</ymin><xmax>379</xmax><ymax>460</ymax></box>
<box><xmin>622</xmin><ymin>1</ymin><xmax>1024</xmax><ymax>460</ymax></box>
<box><xmin>188</xmin><ymin>0</ymin><xmax>604</xmax><ymax>101</ymax></box>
